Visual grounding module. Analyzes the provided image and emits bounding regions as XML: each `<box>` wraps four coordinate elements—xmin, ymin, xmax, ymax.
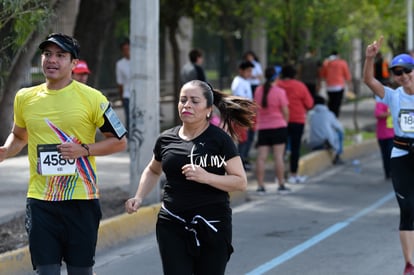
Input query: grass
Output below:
<box><xmin>343</xmin><ymin>129</ymin><xmax>375</xmax><ymax>147</ymax></box>
<box><xmin>206</xmin><ymin>70</ymin><xmax>218</xmax><ymax>81</ymax></box>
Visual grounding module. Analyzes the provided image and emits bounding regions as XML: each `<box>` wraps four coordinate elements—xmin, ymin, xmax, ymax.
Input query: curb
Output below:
<box><xmin>0</xmin><ymin>139</ymin><xmax>378</xmax><ymax>274</ymax></box>
<box><xmin>298</xmin><ymin>139</ymin><xmax>377</xmax><ymax>176</ymax></box>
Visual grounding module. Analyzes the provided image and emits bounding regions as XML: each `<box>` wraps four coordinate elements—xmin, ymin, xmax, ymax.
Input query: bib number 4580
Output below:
<box><xmin>42</xmin><ymin>153</ymin><xmax>76</xmax><ymax>166</ymax></box>
<box><xmin>38</xmin><ymin>151</ymin><xmax>77</xmax><ymax>176</ymax></box>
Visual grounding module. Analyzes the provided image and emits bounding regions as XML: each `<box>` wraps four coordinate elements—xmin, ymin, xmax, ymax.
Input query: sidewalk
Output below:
<box><xmin>0</xmin><ymin>97</ymin><xmax>379</xmax><ymax>274</ymax></box>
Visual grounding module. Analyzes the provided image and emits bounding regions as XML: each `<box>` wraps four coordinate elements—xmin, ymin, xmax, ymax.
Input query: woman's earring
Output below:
<box><xmin>207</xmin><ymin>113</ymin><xmax>211</xmax><ymax>119</ymax></box>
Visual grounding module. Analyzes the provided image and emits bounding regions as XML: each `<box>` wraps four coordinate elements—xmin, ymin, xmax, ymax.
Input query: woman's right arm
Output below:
<box><xmin>363</xmin><ymin>36</ymin><xmax>385</xmax><ymax>98</ymax></box>
<box><xmin>125</xmin><ymin>156</ymin><xmax>162</xmax><ymax>213</ymax></box>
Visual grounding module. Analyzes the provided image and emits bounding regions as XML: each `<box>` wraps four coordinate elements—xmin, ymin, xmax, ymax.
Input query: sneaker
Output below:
<box><xmin>287</xmin><ymin>175</ymin><xmax>307</xmax><ymax>184</ymax></box>
<box><xmin>405</xmin><ymin>262</ymin><xmax>414</xmax><ymax>275</ymax></box>
<box><xmin>256</xmin><ymin>186</ymin><xmax>266</xmax><ymax>193</ymax></box>
<box><xmin>333</xmin><ymin>155</ymin><xmax>345</xmax><ymax>165</ymax></box>
<box><xmin>277</xmin><ymin>185</ymin><xmax>291</xmax><ymax>194</ymax></box>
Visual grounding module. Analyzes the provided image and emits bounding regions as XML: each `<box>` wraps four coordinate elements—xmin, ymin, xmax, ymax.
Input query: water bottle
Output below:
<box><xmin>352</xmin><ymin>159</ymin><xmax>361</xmax><ymax>173</ymax></box>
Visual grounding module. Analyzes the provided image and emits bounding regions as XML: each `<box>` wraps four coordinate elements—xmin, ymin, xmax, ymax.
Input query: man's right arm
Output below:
<box><xmin>0</xmin><ymin>124</ymin><xmax>28</xmax><ymax>162</ymax></box>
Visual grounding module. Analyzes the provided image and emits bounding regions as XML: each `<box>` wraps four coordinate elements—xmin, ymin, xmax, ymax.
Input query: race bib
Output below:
<box><xmin>399</xmin><ymin>110</ymin><xmax>414</xmax><ymax>132</ymax></box>
<box><xmin>37</xmin><ymin>144</ymin><xmax>77</xmax><ymax>176</ymax></box>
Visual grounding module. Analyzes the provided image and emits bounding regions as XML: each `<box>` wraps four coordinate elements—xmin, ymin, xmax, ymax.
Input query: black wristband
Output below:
<box><xmin>81</xmin><ymin>144</ymin><xmax>90</xmax><ymax>156</ymax></box>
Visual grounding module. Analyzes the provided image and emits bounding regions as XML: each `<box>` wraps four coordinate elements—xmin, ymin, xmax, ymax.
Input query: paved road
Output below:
<box><xmin>90</xmin><ymin>151</ymin><xmax>402</xmax><ymax>275</ymax></box>
<box><xmin>0</xmin><ymin>100</ymin><xmax>388</xmax><ymax>275</ymax></box>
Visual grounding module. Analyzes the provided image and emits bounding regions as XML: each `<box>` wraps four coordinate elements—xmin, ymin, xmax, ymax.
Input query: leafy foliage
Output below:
<box><xmin>0</xmin><ymin>0</ymin><xmax>51</xmax><ymax>52</ymax></box>
<box><xmin>0</xmin><ymin>0</ymin><xmax>52</xmax><ymax>99</ymax></box>
<box><xmin>260</xmin><ymin>0</ymin><xmax>406</xmax><ymax>64</ymax></box>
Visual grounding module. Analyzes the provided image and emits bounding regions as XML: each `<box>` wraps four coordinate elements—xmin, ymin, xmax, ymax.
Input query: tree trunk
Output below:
<box><xmin>0</xmin><ymin>0</ymin><xmax>65</xmax><ymax>144</ymax></box>
<box><xmin>73</xmin><ymin>0</ymin><xmax>121</xmax><ymax>88</ymax></box>
<box><xmin>222</xmin><ymin>34</ymin><xmax>237</xmax><ymax>80</ymax></box>
<box><xmin>167</xmin><ymin>24</ymin><xmax>181</xmax><ymax>125</ymax></box>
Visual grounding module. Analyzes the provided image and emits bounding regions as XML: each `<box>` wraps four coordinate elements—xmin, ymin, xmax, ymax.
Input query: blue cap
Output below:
<box><xmin>268</xmin><ymin>66</ymin><xmax>281</xmax><ymax>81</ymax></box>
<box><xmin>274</xmin><ymin>65</ymin><xmax>282</xmax><ymax>76</ymax></box>
<box><xmin>389</xmin><ymin>54</ymin><xmax>414</xmax><ymax>69</ymax></box>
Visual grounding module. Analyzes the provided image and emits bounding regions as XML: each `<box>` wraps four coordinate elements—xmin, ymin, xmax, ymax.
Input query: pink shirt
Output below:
<box><xmin>254</xmin><ymin>85</ymin><xmax>288</xmax><ymax>130</ymax></box>
<box><xmin>375</xmin><ymin>102</ymin><xmax>394</xmax><ymax>140</ymax></box>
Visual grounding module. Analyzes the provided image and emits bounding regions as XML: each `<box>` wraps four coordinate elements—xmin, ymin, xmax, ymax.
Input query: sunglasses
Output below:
<box><xmin>392</xmin><ymin>68</ymin><xmax>412</xmax><ymax>76</ymax></box>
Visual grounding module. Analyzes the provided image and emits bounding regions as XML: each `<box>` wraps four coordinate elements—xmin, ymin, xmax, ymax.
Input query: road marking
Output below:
<box><xmin>245</xmin><ymin>191</ymin><xmax>395</xmax><ymax>275</ymax></box>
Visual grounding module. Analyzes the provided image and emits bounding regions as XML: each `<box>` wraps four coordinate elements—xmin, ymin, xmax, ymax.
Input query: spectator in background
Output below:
<box><xmin>278</xmin><ymin>64</ymin><xmax>314</xmax><ymax>184</ymax></box>
<box><xmin>374</xmin><ymin>52</ymin><xmax>390</xmax><ymax>86</ymax></box>
<box><xmin>72</xmin><ymin>59</ymin><xmax>91</xmax><ymax>84</ymax></box>
<box><xmin>116</xmin><ymin>38</ymin><xmax>131</xmax><ymax>135</ymax></box>
<box><xmin>298</xmin><ymin>47</ymin><xmax>322</xmax><ymax>99</ymax></box>
<box><xmin>254</xmin><ymin>66</ymin><xmax>290</xmax><ymax>194</ymax></box>
<box><xmin>180</xmin><ymin>48</ymin><xmax>206</xmax><ymax>84</ymax></box>
<box><xmin>231</xmin><ymin>60</ymin><xmax>255</xmax><ymax>170</ymax></box>
<box><xmin>243</xmin><ymin>50</ymin><xmax>263</xmax><ymax>95</ymax></box>
<box><xmin>374</xmin><ymin>98</ymin><xmax>394</xmax><ymax>179</ymax></box>
<box><xmin>320</xmin><ymin>50</ymin><xmax>352</xmax><ymax>117</ymax></box>
<box><xmin>307</xmin><ymin>95</ymin><xmax>344</xmax><ymax>165</ymax></box>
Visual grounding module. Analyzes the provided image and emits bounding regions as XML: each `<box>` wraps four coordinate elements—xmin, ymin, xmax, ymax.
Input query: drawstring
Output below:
<box><xmin>161</xmin><ymin>204</ymin><xmax>219</xmax><ymax>247</ymax></box>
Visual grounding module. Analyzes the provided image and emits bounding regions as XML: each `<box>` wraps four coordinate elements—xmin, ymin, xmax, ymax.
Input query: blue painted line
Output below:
<box><xmin>245</xmin><ymin>192</ymin><xmax>395</xmax><ymax>275</ymax></box>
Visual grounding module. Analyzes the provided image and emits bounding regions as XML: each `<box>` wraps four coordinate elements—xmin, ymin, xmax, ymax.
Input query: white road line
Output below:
<box><xmin>245</xmin><ymin>192</ymin><xmax>395</xmax><ymax>275</ymax></box>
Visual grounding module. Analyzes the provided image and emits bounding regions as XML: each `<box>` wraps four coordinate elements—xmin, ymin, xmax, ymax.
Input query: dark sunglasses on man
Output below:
<box><xmin>392</xmin><ymin>67</ymin><xmax>413</xmax><ymax>76</ymax></box>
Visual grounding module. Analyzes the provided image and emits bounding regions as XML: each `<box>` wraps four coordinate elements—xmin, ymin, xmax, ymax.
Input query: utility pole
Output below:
<box><xmin>129</xmin><ymin>0</ymin><xmax>160</xmax><ymax>203</ymax></box>
<box><xmin>408</xmin><ymin>0</ymin><xmax>413</xmax><ymax>50</ymax></box>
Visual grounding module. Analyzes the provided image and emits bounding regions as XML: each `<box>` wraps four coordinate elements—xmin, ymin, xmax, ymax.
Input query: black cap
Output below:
<box><xmin>238</xmin><ymin>60</ymin><xmax>254</xmax><ymax>70</ymax></box>
<box><xmin>314</xmin><ymin>95</ymin><xmax>326</xmax><ymax>105</ymax></box>
<box><xmin>39</xmin><ymin>33</ymin><xmax>80</xmax><ymax>59</ymax></box>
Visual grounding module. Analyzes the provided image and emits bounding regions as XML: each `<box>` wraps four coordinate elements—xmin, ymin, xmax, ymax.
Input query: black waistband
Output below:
<box><xmin>394</xmin><ymin>136</ymin><xmax>414</xmax><ymax>152</ymax></box>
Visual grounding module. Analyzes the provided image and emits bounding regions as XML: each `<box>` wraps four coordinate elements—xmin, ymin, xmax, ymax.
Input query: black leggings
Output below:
<box><xmin>327</xmin><ymin>90</ymin><xmax>344</xmax><ymax>118</ymax></box>
<box><xmin>156</xmin><ymin>210</ymin><xmax>233</xmax><ymax>275</ymax></box>
<box><xmin>391</xmin><ymin>153</ymin><xmax>414</xmax><ymax>230</ymax></box>
<box><xmin>287</xmin><ymin>123</ymin><xmax>304</xmax><ymax>174</ymax></box>
<box><xmin>35</xmin><ymin>264</ymin><xmax>92</xmax><ymax>275</ymax></box>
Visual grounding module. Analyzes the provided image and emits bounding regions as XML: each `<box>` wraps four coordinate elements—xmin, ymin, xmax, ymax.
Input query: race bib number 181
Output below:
<box><xmin>399</xmin><ymin>110</ymin><xmax>414</xmax><ymax>132</ymax></box>
<box><xmin>37</xmin><ymin>144</ymin><xmax>77</xmax><ymax>176</ymax></box>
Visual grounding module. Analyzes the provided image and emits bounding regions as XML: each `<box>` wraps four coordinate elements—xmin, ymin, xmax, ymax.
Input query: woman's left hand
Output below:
<box><xmin>182</xmin><ymin>164</ymin><xmax>209</xmax><ymax>184</ymax></box>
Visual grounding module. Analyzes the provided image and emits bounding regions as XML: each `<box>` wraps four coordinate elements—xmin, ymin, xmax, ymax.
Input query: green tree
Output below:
<box><xmin>193</xmin><ymin>0</ymin><xmax>258</xmax><ymax>76</ymax></box>
<box><xmin>263</xmin><ymin>0</ymin><xmax>406</xmax><ymax>64</ymax></box>
<box><xmin>73</xmin><ymin>0</ymin><xmax>130</xmax><ymax>89</ymax></box>
<box><xmin>0</xmin><ymin>0</ymin><xmax>67</xmax><ymax>144</ymax></box>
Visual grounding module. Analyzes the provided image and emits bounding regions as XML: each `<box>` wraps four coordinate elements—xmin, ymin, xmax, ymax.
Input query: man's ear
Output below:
<box><xmin>71</xmin><ymin>59</ymin><xmax>79</xmax><ymax>69</ymax></box>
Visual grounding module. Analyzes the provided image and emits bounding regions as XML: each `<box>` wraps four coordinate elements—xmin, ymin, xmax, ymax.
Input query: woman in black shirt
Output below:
<box><xmin>125</xmin><ymin>80</ymin><xmax>255</xmax><ymax>275</ymax></box>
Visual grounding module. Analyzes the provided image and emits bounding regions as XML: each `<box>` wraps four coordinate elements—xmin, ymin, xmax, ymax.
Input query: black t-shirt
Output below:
<box><xmin>154</xmin><ymin>124</ymin><xmax>239</xmax><ymax>214</ymax></box>
<box><xmin>194</xmin><ymin>64</ymin><xmax>206</xmax><ymax>82</ymax></box>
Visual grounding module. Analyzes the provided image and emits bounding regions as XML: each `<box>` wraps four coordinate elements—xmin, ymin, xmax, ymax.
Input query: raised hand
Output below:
<box><xmin>365</xmin><ymin>36</ymin><xmax>383</xmax><ymax>58</ymax></box>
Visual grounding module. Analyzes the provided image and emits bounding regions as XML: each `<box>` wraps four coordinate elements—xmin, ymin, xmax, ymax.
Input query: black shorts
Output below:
<box><xmin>256</xmin><ymin>127</ymin><xmax>288</xmax><ymax>146</ymax></box>
<box><xmin>25</xmin><ymin>198</ymin><xmax>102</xmax><ymax>269</ymax></box>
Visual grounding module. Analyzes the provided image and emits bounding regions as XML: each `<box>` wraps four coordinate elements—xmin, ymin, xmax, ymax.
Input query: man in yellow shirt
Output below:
<box><xmin>0</xmin><ymin>33</ymin><xmax>127</xmax><ymax>275</ymax></box>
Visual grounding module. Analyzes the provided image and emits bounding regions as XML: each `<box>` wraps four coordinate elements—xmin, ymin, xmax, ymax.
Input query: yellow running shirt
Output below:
<box><xmin>14</xmin><ymin>81</ymin><xmax>109</xmax><ymax>201</ymax></box>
